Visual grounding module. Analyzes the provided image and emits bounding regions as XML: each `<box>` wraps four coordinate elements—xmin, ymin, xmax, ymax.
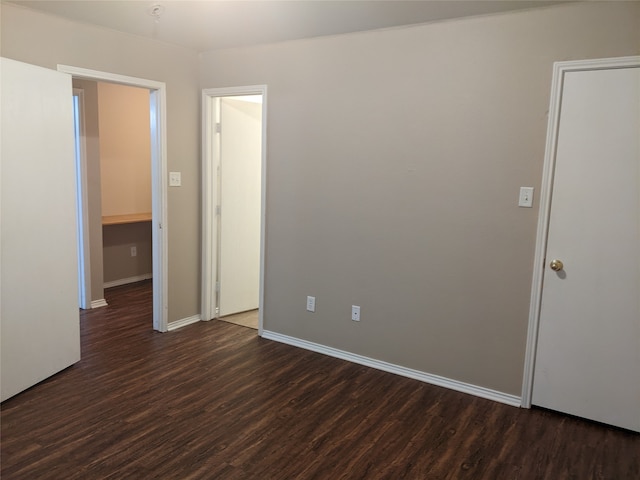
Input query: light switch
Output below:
<box><xmin>169</xmin><ymin>172</ymin><xmax>181</xmax><ymax>187</ymax></box>
<box><xmin>519</xmin><ymin>187</ymin><xmax>534</xmax><ymax>207</ymax></box>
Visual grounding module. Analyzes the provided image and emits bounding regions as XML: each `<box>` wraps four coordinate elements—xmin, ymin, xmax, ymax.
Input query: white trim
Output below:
<box><xmin>262</xmin><ymin>330</ymin><xmax>521</xmax><ymax>408</ymax></box>
<box><xmin>167</xmin><ymin>315</ymin><xmax>201</xmax><ymax>331</ymax></box>
<box><xmin>57</xmin><ymin>65</ymin><xmax>166</xmax><ymax>91</ymax></box>
<box><xmin>201</xmin><ymin>85</ymin><xmax>267</xmax><ymax>337</ymax></box>
<box><xmin>103</xmin><ymin>274</ymin><xmax>153</xmax><ymax>289</ymax></box>
<box><xmin>201</xmin><ymin>93</ymin><xmax>217</xmax><ymax>321</ymax></box>
<box><xmin>72</xmin><ymin>88</ymin><xmax>91</xmax><ymax>310</ymax></box>
<box><xmin>57</xmin><ymin>64</ymin><xmax>169</xmax><ymax>333</ymax></box>
<box><xmin>149</xmin><ymin>87</ymin><xmax>169</xmax><ymax>333</ymax></box>
<box><xmin>521</xmin><ymin>55</ymin><xmax>640</xmax><ymax>408</ymax></box>
<box><xmin>90</xmin><ymin>299</ymin><xmax>108</xmax><ymax>309</ymax></box>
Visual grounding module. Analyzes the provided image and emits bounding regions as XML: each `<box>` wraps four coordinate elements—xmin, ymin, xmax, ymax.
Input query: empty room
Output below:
<box><xmin>1</xmin><ymin>1</ymin><xmax>639</xmax><ymax>478</ymax></box>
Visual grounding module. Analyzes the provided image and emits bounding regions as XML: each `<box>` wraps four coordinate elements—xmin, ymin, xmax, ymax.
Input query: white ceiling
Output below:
<box><xmin>8</xmin><ymin>1</ymin><xmax>567</xmax><ymax>52</ymax></box>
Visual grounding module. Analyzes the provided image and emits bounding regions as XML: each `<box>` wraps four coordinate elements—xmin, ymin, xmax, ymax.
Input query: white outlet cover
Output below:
<box><xmin>306</xmin><ymin>296</ymin><xmax>316</xmax><ymax>312</ymax></box>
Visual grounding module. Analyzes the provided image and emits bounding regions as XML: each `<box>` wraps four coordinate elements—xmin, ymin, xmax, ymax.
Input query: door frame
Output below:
<box><xmin>520</xmin><ymin>55</ymin><xmax>640</xmax><ymax>408</ymax></box>
<box><xmin>201</xmin><ymin>85</ymin><xmax>267</xmax><ymax>334</ymax></box>
<box><xmin>58</xmin><ymin>65</ymin><xmax>169</xmax><ymax>332</ymax></box>
<box><xmin>72</xmin><ymin>88</ymin><xmax>91</xmax><ymax>310</ymax></box>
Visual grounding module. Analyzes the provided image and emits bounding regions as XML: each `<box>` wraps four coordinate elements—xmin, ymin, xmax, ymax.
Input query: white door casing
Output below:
<box><xmin>73</xmin><ymin>89</ymin><xmax>92</xmax><ymax>310</ymax></box>
<box><xmin>58</xmin><ymin>65</ymin><xmax>169</xmax><ymax>332</ymax></box>
<box><xmin>522</xmin><ymin>56</ymin><xmax>640</xmax><ymax>432</ymax></box>
<box><xmin>1</xmin><ymin>58</ymin><xmax>80</xmax><ymax>401</ymax></box>
<box><xmin>201</xmin><ymin>85</ymin><xmax>267</xmax><ymax>333</ymax></box>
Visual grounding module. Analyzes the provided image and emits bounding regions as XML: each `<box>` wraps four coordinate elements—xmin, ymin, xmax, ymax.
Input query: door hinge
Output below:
<box><xmin>215</xmin><ymin>123</ymin><xmax>221</xmax><ymax>134</ymax></box>
<box><xmin>215</xmin><ymin>205</ymin><xmax>221</xmax><ymax>215</ymax></box>
<box><xmin>215</xmin><ymin>282</ymin><xmax>220</xmax><ymax>293</ymax></box>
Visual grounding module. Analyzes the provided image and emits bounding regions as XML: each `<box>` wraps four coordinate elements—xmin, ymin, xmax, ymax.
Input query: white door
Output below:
<box><xmin>218</xmin><ymin>97</ymin><xmax>262</xmax><ymax>317</ymax></box>
<box><xmin>1</xmin><ymin>58</ymin><xmax>81</xmax><ymax>401</ymax></box>
<box><xmin>532</xmin><ymin>64</ymin><xmax>640</xmax><ymax>431</ymax></box>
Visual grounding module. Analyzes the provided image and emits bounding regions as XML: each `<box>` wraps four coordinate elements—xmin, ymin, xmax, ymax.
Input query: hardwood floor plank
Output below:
<box><xmin>2</xmin><ymin>280</ymin><xmax>638</xmax><ymax>479</ymax></box>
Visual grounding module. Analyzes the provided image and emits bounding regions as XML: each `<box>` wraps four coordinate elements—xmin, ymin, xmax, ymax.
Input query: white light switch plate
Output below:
<box><xmin>518</xmin><ymin>187</ymin><xmax>534</xmax><ymax>207</ymax></box>
<box><xmin>169</xmin><ymin>172</ymin><xmax>181</xmax><ymax>187</ymax></box>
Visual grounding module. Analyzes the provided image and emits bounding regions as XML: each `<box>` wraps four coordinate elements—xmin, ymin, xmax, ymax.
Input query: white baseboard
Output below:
<box><xmin>90</xmin><ymin>299</ymin><xmax>108</xmax><ymax>308</ymax></box>
<box><xmin>261</xmin><ymin>330</ymin><xmax>522</xmax><ymax>408</ymax></box>
<box><xmin>103</xmin><ymin>274</ymin><xmax>152</xmax><ymax>289</ymax></box>
<box><xmin>167</xmin><ymin>315</ymin><xmax>201</xmax><ymax>331</ymax></box>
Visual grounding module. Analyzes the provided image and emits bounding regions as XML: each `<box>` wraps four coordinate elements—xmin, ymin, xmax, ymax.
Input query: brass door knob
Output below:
<box><xmin>550</xmin><ymin>259</ymin><xmax>564</xmax><ymax>272</ymax></box>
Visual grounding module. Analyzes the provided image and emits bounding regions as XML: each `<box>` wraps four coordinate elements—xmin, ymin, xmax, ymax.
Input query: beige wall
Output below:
<box><xmin>97</xmin><ymin>82</ymin><xmax>151</xmax><ymax>217</ymax></box>
<box><xmin>200</xmin><ymin>2</ymin><xmax>640</xmax><ymax>395</ymax></box>
<box><xmin>72</xmin><ymin>79</ymin><xmax>105</xmax><ymax>303</ymax></box>
<box><xmin>1</xmin><ymin>2</ymin><xmax>201</xmax><ymax>321</ymax></box>
<box><xmin>98</xmin><ymin>82</ymin><xmax>153</xmax><ymax>285</ymax></box>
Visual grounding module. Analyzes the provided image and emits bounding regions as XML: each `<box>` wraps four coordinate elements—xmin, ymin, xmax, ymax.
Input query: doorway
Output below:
<box><xmin>60</xmin><ymin>65</ymin><xmax>169</xmax><ymax>332</ymax></box>
<box><xmin>522</xmin><ymin>56</ymin><xmax>639</xmax><ymax>432</ymax></box>
<box><xmin>201</xmin><ymin>86</ymin><xmax>267</xmax><ymax>333</ymax></box>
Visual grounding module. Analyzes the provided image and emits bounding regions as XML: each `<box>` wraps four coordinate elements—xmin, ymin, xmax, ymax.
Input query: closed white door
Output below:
<box><xmin>218</xmin><ymin>97</ymin><xmax>262</xmax><ymax>316</ymax></box>
<box><xmin>1</xmin><ymin>58</ymin><xmax>80</xmax><ymax>401</ymax></box>
<box><xmin>532</xmin><ymin>65</ymin><xmax>640</xmax><ymax>431</ymax></box>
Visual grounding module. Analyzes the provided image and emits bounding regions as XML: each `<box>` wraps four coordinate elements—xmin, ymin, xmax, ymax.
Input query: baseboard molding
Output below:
<box><xmin>261</xmin><ymin>330</ymin><xmax>522</xmax><ymax>408</ymax></box>
<box><xmin>103</xmin><ymin>274</ymin><xmax>152</xmax><ymax>289</ymax></box>
<box><xmin>90</xmin><ymin>299</ymin><xmax>108</xmax><ymax>309</ymax></box>
<box><xmin>167</xmin><ymin>315</ymin><xmax>201</xmax><ymax>331</ymax></box>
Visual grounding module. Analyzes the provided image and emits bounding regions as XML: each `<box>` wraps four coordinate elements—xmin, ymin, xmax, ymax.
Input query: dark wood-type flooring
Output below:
<box><xmin>1</xmin><ymin>280</ymin><xmax>638</xmax><ymax>479</ymax></box>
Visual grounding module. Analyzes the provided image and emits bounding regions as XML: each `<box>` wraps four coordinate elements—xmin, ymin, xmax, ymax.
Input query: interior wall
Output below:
<box><xmin>103</xmin><ymin>222</ymin><xmax>153</xmax><ymax>284</ymax></box>
<box><xmin>72</xmin><ymin>78</ymin><xmax>105</xmax><ymax>303</ymax></box>
<box><xmin>1</xmin><ymin>2</ymin><xmax>201</xmax><ymax>322</ymax></box>
<box><xmin>97</xmin><ymin>82</ymin><xmax>152</xmax><ymax>217</ymax></box>
<box><xmin>96</xmin><ymin>82</ymin><xmax>153</xmax><ymax>285</ymax></box>
<box><xmin>199</xmin><ymin>1</ymin><xmax>640</xmax><ymax>396</ymax></box>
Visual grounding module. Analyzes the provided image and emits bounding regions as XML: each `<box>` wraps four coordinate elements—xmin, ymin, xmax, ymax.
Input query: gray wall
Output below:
<box><xmin>199</xmin><ymin>2</ymin><xmax>640</xmax><ymax>395</ymax></box>
<box><xmin>1</xmin><ymin>3</ymin><xmax>201</xmax><ymax>321</ymax></box>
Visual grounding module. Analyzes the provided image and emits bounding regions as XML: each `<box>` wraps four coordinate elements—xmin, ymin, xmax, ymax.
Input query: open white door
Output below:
<box><xmin>201</xmin><ymin>85</ymin><xmax>266</xmax><ymax>328</ymax></box>
<box><xmin>531</xmin><ymin>60</ymin><xmax>640</xmax><ymax>431</ymax></box>
<box><xmin>1</xmin><ymin>57</ymin><xmax>81</xmax><ymax>401</ymax></box>
<box><xmin>218</xmin><ymin>97</ymin><xmax>262</xmax><ymax>317</ymax></box>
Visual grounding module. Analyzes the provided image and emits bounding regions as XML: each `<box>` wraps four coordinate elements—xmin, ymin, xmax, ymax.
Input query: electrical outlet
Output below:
<box><xmin>130</xmin><ymin>246</ymin><xmax>137</xmax><ymax>257</ymax></box>
<box><xmin>306</xmin><ymin>296</ymin><xmax>316</xmax><ymax>312</ymax></box>
<box><xmin>351</xmin><ymin>305</ymin><xmax>361</xmax><ymax>322</ymax></box>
